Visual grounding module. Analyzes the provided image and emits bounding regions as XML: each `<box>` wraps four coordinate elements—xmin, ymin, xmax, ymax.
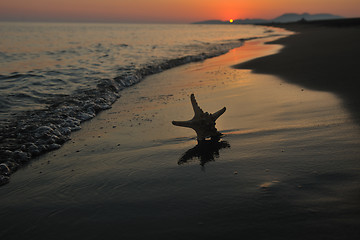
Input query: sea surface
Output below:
<box><xmin>1</xmin><ymin>23</ymin><xmax>359</xmax><ymax>240</ymax></box>
<box><xmin>0</xmin><ymin>22</ymin><xmax>284</xmax><ymax>176</ymax></box>
<box><xmin>0</xmin><ymin>22</ymin><xmax>277</xmax><ymax>120</ymax></box>
<box><xmin>1</xmin><ymin>39</ymin><xmax>359</xmax><ymax>240</ymax></box>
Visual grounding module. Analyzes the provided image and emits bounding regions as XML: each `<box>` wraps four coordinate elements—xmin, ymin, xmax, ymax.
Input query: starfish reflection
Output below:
<box><xmin>178</xmin><ymin>140</ymin><xmax>230</xmax><ymax>167</ymax></box>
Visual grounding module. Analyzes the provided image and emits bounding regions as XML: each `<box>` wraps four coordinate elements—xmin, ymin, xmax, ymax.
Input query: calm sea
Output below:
<box><xmin>0</xmin><ymin>22</ymin><xmax>285</xmax><ymax>169</ymax></box>
<box><xmin>0</xmin><ymin>22</ymin><xmax>277</xmax><ymax>121</ymax></box>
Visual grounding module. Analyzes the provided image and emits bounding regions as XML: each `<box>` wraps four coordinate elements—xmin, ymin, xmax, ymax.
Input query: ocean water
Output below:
<box><xmin>0</xmin><ymin>22</ymin><xmax>276</xmax><ymax>120</ymax></box>
<box><xmin>1</xmin><ymin>40</ymin><xmax>359</xmax><ymax>240</ymax></box>
<box><xmin>0</xmin><ymin>22</ymin><xmax>284</xmax><ymax>177</ymax></box>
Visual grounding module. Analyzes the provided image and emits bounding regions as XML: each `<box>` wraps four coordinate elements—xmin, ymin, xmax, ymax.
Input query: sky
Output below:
<box><xmin>0</xmin><ymin>0</ymin><xmax>359</xmax><ymax>23</ymax></box>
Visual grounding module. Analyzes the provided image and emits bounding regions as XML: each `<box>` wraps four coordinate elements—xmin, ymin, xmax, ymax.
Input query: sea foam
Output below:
<box><xmin>0</xmin><ymin>22</ymin><xmax>283</xmax><ymax>185</ymax></box>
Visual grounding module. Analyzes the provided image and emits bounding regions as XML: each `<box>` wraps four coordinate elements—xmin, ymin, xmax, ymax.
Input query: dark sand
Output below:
<box><xmin>235</xmin><ymin>19</ymin><xmax>360</xmax><ymax>123</ymax></box>
<box><xmin>0</xmin><ymin>26</ymin><xmax>360</xmax><ymax>240</ymax></box>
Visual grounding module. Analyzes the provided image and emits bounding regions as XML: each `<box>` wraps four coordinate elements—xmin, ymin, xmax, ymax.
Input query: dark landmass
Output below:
<box><xmin>272</xmin><ymin>13</ymin><xmax>343</xmax><ymax>23</ymax></box>
<box><xmin>193</xmin><ymin>13</ymin><xmax>343</xmax><ymax>24</ymax></box>
<box><xmin>234</xmin><ymin>18</ymin><xmax>360</xmax><ymax>123</ymax></box>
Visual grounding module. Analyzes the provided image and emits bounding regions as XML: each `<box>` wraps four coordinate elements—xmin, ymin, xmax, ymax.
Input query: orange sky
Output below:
<box><xmin>0</xmin><ymin>0</ymin><xmax>359</xmax><ymax>23</ymax></box>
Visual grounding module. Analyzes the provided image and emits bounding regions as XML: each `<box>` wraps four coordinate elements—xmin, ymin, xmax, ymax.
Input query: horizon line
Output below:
<box><xmin>0</xmin><ymin>12</ymin><xmax>357</xmax><ymax>25</ymax></box>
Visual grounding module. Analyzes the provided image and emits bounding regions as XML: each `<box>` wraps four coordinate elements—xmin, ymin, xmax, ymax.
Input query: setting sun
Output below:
<box><xmin>0</xmin><ymin>0</ymin><xmax>359</xmax><ymax>23</ymax></box>
<box><xmin>229</xmin><ymin>18</ymin><xmax>234</xmax><ymax>23</ymax></box>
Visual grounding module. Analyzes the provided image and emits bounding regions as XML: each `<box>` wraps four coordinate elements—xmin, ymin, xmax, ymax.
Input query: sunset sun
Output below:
<box><xmin>0</xmin><ymin>0</ymin><xmax>359</xmax><ymax>238</ymax></box>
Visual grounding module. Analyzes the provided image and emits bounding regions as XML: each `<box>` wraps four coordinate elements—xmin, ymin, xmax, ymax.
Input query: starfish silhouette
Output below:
<box><xmin>172</xmin><ymin>94</ymin><xmax>226</xmax><ymax>142</ymax></box>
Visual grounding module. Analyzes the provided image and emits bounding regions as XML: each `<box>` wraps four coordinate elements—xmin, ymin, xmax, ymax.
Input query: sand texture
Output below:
<box><xmin>235</xmin><ymin>19</ymin><xmax>360</xmax><ymax>122</ymax></box>
<box><xmin>0</xmin><ymin>30</ymin><xmax>360</xmax><ymax>240</ymax></box>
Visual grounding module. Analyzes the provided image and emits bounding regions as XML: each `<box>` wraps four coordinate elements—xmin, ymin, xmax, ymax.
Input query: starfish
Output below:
<box><xmin>172</xmin><ymin>94</ymin><xmax>226</xmax><ymax>142</ymax></box>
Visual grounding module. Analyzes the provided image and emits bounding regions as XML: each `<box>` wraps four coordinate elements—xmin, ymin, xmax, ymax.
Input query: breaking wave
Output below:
<box><xmin>0</xmin><ymin>21</ymin><xmax>285</xmax><ymax>185</ymax></box>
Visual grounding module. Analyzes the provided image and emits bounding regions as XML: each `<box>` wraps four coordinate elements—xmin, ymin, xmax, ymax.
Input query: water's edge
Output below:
<box><xmin>0</xmin><ymin>34</ymin><xmax>282</xmax><ymax>186</ymax></box>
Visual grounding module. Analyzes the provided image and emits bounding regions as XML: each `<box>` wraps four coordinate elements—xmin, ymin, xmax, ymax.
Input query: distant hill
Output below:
<box><xmin>272</xmin><ymin>13</ymin><xmax>342</xmax><ymax>23</ymax></box>
<box><xmin>193</xmin><ymin>13</ymin><xmax>343</xmax><ymax>24</ymax></box>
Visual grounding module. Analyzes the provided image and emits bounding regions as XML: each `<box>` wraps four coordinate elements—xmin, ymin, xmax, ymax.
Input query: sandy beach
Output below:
<box><xmin>1</xmin><ymin>23</ymin><xmax>360</xmax><ymax>240</ymax></box>
<box><xmin>236</xmin><ymin>19</ymin><xmax>360</xmax><ymax>122</ymax></box>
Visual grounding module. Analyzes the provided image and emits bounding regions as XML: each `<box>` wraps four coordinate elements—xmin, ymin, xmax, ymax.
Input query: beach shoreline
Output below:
<box><xmin>234</xmin><ymin>18</ymin><xmax>360</xmax><ymax>123</ymax></box>
<box><xmin>0</xmin><ymin>29</ymin><xmax>288</xmax><ymax>186</ymax></box>
<box><xmin>1</xmin><ymin>25</ymin><xmax>360</xmax><ymax>239</ymax></box>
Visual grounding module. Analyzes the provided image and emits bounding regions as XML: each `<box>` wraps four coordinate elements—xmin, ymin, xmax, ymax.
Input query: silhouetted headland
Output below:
<box><xmin>193</xmin><ymin>13</ymin><xmax>343</xmax><ymax>24</ymax></box>
<box><xmin>235</xmin><ymin>18</ymin><xmax>360</xmax><ymax>123</ymax></box>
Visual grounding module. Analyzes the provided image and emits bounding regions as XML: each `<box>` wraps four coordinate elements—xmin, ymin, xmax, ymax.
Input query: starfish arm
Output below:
<box><xmin>172</xmin><ymin>94</ymin><xmax>226</xmax><ymax>142</ymax></box>
<box><xmin>172</xmin><ymin>120</ymin><xmax>194</xmax><ymax>128</ymax></box>
<box><xmin>212</xmin><ymin>107</ymin><xmax>226</xmax><ymax>120</ymax></box>
<box><xmin>190</xmin><ymin>94</ymin><xmax>204</xmax><ymax>118</ymax></box>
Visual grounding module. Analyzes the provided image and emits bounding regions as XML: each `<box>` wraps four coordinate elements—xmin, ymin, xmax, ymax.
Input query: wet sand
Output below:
<box><xmin>235</xmin><ymin>19</ymin><xmax>360</xmax><ymax>122</ymax></box>
<box><xmin>1</xmin><ymin>34</ymin><xmax>360</xmax><ymax>240</ymax></box>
